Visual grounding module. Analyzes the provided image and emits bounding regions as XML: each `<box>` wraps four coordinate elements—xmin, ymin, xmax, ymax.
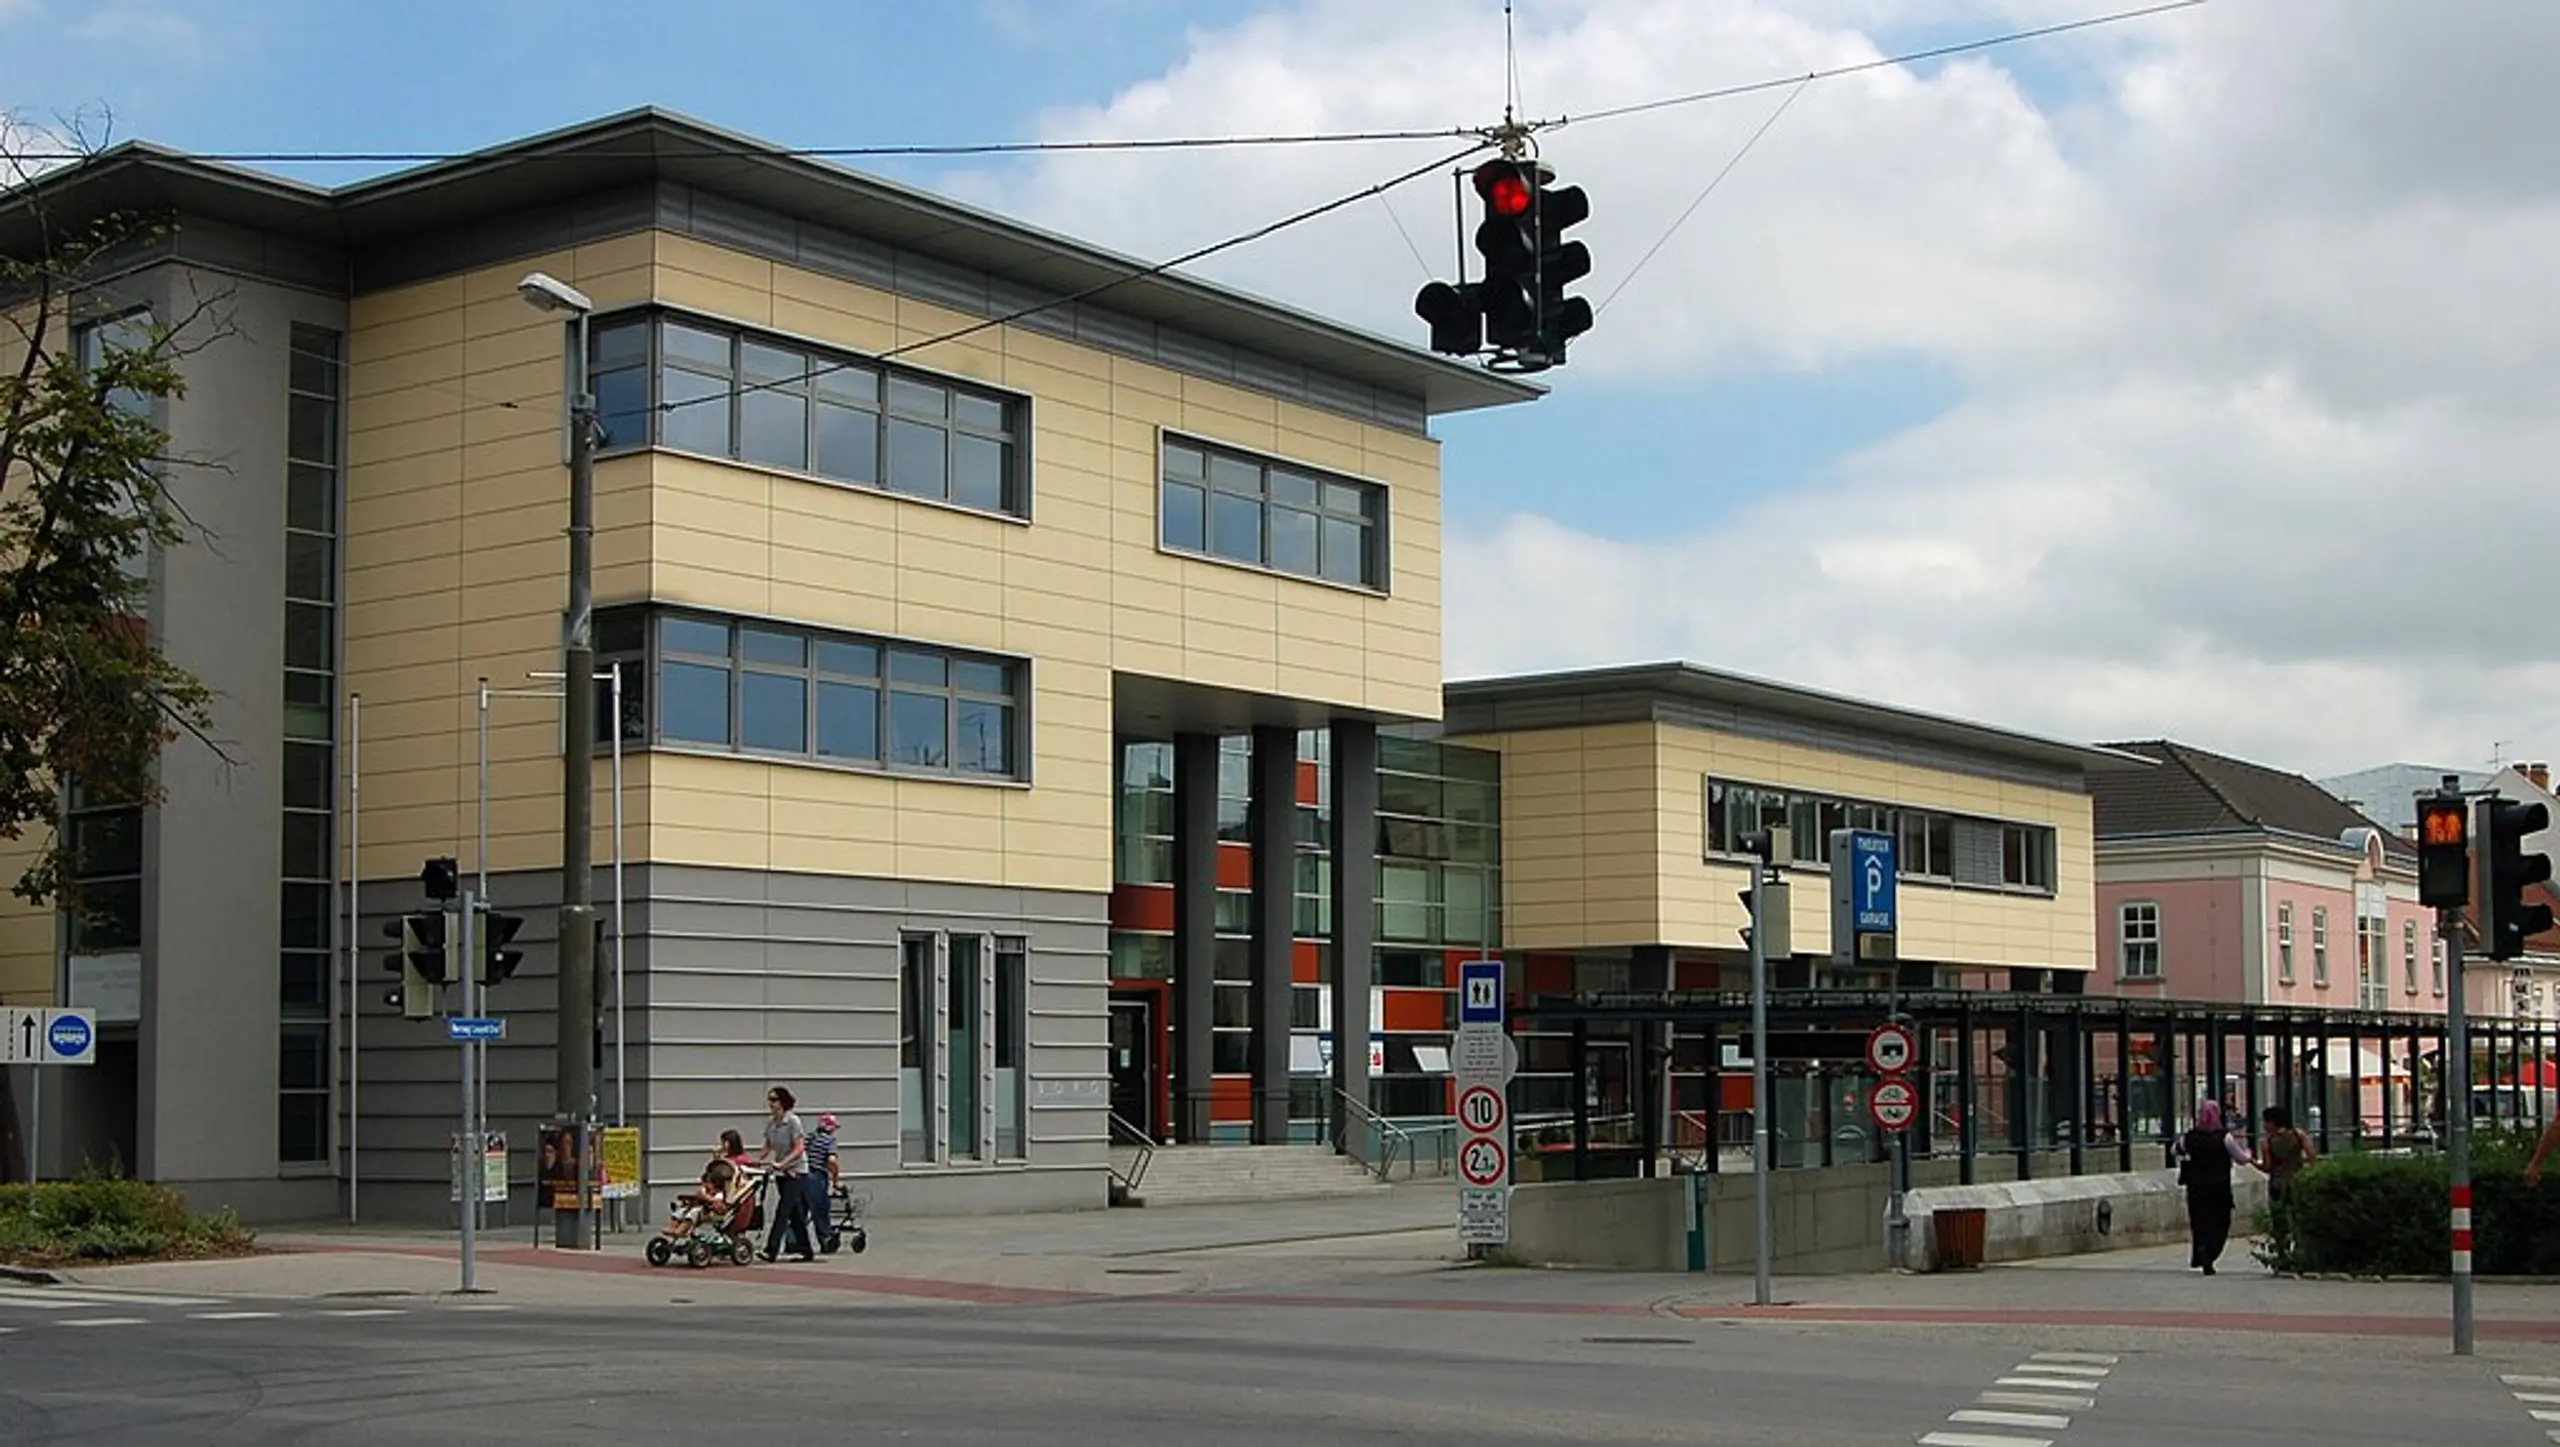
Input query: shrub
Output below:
<box><xmin>0</xmin><ymin>1174</ymin><xmax>255</xmax><ymax>1266</ymax></box>
<box><xmin>2259</xmin><ymin>1128</ymin><xmax>2560</xmax><ymax>1277</ymax></box>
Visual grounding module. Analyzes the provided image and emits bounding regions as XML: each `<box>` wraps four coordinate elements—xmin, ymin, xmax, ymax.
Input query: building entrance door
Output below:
<box><xmin>1108</xmin><ymin>990</ymin><xmax>1161</xmax><ymax>1139</ymax></box>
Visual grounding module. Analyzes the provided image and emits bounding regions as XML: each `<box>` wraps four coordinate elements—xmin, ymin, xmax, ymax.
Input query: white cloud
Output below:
<box><xmin>971</xmin><ymin>0</ymin><xmax>2560</xmax><ymax>777</ymax></box>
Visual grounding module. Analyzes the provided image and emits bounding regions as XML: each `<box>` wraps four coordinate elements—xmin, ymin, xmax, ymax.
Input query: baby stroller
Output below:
<box><xmin>647</xmin><ymin>1163</ymin><xmax>771</xmax><ymax>1268</ymax></box>
<box><xmin>818</xmin><ymin>1181</ymin><xmax>871</xmax><ymax>1255</ymax></box>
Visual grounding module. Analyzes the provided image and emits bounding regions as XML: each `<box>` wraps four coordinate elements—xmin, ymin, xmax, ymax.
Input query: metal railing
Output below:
<box><xmin>1107</xmin><ymin>1112</ymin><xmax>1156</xmax><ymax>1195</ymax></box>
<box><xmin>1334</xmin><ymin>1090</ymin><xmax>1410</xmax><ymax>1181</ymax></box>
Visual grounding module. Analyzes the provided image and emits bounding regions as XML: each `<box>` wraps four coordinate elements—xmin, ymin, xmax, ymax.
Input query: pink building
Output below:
<box><xmin>2090</xmin><ymin>741</ymin><xmax>2441</xmax><ymax>1013</ymax></box>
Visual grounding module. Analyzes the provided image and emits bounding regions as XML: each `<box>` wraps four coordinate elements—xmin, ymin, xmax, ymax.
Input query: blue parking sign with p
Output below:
<box><xmin>1852</xmin><ymin>830</ymin><xmax>1897</xmax><ymax>933</ymax></box>
<box><xmin>1459</xmin><ymin>959</ymin><xmax>1504</xmax><ymax>1026</ymax></box>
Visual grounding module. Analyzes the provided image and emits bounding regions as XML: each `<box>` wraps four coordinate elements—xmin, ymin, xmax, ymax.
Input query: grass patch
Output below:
<box><xmin>0</xmin><ymin>1175</ymin><xmax>256</xmax><ymax>1267</ymax></box>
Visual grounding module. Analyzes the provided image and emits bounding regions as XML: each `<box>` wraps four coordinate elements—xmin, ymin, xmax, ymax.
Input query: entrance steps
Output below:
<box><xmin>1119</xmin><ymin>1144</ymin><xmax>1383</xmax><ymax>1208</ymax></box>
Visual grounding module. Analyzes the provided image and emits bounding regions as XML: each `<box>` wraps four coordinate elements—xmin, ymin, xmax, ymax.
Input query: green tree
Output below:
<box><xmin>0</xmin><ymin>121</ymin><xmax>224</xmax><ymax>1182</ymax></box>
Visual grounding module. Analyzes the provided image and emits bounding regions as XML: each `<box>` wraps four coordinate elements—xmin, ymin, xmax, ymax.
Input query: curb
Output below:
<box><xmin>0</xmin><ymin>1265</ymin><xmax>61</xmax><ymax>1285</ymax></box>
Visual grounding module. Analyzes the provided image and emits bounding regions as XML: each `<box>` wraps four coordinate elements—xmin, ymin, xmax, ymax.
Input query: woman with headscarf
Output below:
<box><xmin>2177</xmin><ymin>1099</ymin><xmax>2256</xmax><ymax>1274</ymax></box>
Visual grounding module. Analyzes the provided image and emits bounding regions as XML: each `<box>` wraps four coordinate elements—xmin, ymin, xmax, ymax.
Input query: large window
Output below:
<box><xmin>2311</xmin><ymin>907</ymin><xmax>2330</xmax><ymax>988</ymax></box>
<box><xmin>590</xmin><ymin>310</ymin><xmax>1026</xmax><ymax>518</ymax></box>
<box><xmin>279</xmin><ymin>323</ymin><xmax>342</xmax><ymax>1167</ymax></box>
<box><xmin>62</xmin><ymin>784</ymin><xmax>142</xmax><ymax>955</ymax></box>
<box><xmin>2276</xmin><ymin>901</ymin><xmax>2295</xmax><ymax>984</ymax></box>
<box><xmin>899</xmin><ymin>935</ymin><xmax>934</xmax><ymax>1164</ymax></box>
<box><xmin>1158</xmin><ymin>436</ymin><xmax>1385</xmax><ymax>590</ymax></box>
<box><xmin>1705</xmin><ymin>777</ymin><xmax>2059</xmax><ymax>896</ymax></box>
<box><xmin>2119</xmin><ymin>902</ymin><xmax>2161</xmax><ymax>980</ymax></box>
<box><xmin>605</xmin><ymin>609</ymin><xmax>1024</xmax><ymax>781</ymax></box>
<box><xmin>995</xmin><ymin>940</ymin><xmax>1028</xmax><ymax>1159</ymax></box>
<box><xmin>2404</xmin><ymin>918</ymin><xmax>2420</xmax><ymax>996</ymax></box>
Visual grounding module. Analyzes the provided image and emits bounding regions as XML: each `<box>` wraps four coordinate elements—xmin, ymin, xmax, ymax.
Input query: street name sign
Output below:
<box><xmin>447</xmin><ymin>1016</ymin><xmax>506</xmax><ymax>1042</ymax></box>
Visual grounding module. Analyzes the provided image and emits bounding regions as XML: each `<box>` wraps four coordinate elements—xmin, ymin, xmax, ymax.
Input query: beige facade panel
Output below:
<box><xmin>0</xmin><ymin>834</ymin><xmax>54</xmax><ymax>1007</ymax></box>
<box><xmin>1476</xmin><ymin>718</ymin><xmax>2095</xmax><ymax>968</ymax></box>
<box><xmin>345</xmin><ymin>228</ymin><xmax>1427</xmax><ymax>894</ymax></box>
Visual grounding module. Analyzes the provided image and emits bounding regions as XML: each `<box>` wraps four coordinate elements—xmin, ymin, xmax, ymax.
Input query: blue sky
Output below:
<box><xmin>0</xmin><ymin>0</ymin><xmax>1999</xmax><ymax>542</ymax></box>
<box><xmin>13</xmin><ymin>1</ymin><xmax>2548</xmax><ymax>772</ymax></box>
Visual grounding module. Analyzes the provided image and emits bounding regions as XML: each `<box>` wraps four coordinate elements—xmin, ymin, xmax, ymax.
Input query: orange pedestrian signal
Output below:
<box><xmin>2416</xmin><ymin>797</ymin><xmax>2470</xmax><ymax>908</ymax></box>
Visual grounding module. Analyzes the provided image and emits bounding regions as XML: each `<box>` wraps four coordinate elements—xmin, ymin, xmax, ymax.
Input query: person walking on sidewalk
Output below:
<box><xmin>2178</xmin><ymin>1098</ymin><xmax>2255</xmax><ymax>1274</ymax></box>
<box><xmin>757</xmin><ymin>1085</ymin><xmax>816</xmax><ymax>1263</ymax></box>
<box><xmin>804</xmin><ymin>1113</ymin><xmax>841</xmax><ymax>1252</ymax></box>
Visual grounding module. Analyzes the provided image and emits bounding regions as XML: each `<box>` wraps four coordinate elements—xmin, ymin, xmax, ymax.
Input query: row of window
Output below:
<box><xmin>278</xmin><ymin>323</ymin><xmax>345</xmax><ymax>1166</ymax></box>
<box><xmin>591</xmin><ymin>311</ymin><xmax>1397</xmax><ymax>599</ymax></box>
<box><xmin>597</xmin><ymin>608</ymin><xmax>1025</xmax><ymax>780</ymax></box>
<box><xmin>2126</xmin><ymin>899</ymin><xmax>2449</xmax><ymax>996</ymax></box>
<box><xmin>1706</xmin><ymin>779</ymin><xmax>2058</xmax><ymax>894</ymax></box>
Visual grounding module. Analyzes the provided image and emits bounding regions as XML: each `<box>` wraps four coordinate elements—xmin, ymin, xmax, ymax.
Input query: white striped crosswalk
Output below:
<box><xmin>2498</xmin><ymin>1374</ymin><xmax>2560</xmax><ymax>1438</ymax></box>
<box><xmin>0</xmin><ymin>1283</ymin><xmax>461</xmax><ymax>1336</ymax></box>
<box><xmin>1920</xmin><ymin>1352</ymin><xmax>2117</xmax><ymax>1447</ymax></box>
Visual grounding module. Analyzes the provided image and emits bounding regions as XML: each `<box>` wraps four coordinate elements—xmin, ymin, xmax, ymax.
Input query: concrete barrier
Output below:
<box><xmin>1901</xmin><ymin>1168</ymin><xmax>2267</xmax><ymax>1272</ymax></box>
<box><xmin>1506</xmin><ymin>1163</ymin><xmax>1896</xmax><ymax>1275</ymax></box>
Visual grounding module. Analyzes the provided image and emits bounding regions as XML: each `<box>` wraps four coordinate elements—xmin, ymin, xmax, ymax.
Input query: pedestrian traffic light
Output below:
<box><xmin>483</xmin><ymin>909</ymin><xmax>526</xmax><ymax>986</ymax></box>
<box><xmin>2476</xmin><ymin>796</ymin><xmax>2555</xmax><ymax>962</ymax></box>
<box><xmin>380</xmin><ymin>911</ymin><xmax>449</xmax><ymax>1020</ymax></box>
<box><xmin>2416</xmin><ymin>796</ymin><xmax>2471</xmax><ymax>909</ymax></box>
<box><xmin>1413</xmin><ymin>280</ymin><xmax>1484</xmax><ymax>356</ymax></box>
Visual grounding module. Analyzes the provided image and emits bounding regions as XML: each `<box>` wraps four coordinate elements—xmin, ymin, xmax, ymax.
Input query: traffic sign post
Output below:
<box><xmin>6</xmin><ymin>1007</ymin><xmax>97</xmax><ymax>1183</ymax></box>
<box><xmin>1453</xmin><ymin>957</ymin><xmax>1512</xmax><ymax>1248</ymax></box>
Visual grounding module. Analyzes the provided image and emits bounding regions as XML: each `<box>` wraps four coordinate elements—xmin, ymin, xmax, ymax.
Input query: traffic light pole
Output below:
<box><xmin>456</xmin><ymin>896</ymin><xmax>478</xmax><ymax>1294</ymax></box>
<box><xmin>1749</xmin><ymin>855</ymin><xmax>1773</xmax><ymax>1307</ymax></box>
<box><xmin>2441</xmin><ymin>902</ymin><xmax>2473</xmax><ymax>1356</ymax></box>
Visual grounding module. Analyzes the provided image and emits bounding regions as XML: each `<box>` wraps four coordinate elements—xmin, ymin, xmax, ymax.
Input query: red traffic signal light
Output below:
<box><xmin>1473</xmin><ymin>160</ymin><xmax>1534</xmax><ymax>218</ymax></box>
<box><xmin>2416</xmin><ymin>796</ymin><xmax>2470</xmax><ymax>909</ymax></box>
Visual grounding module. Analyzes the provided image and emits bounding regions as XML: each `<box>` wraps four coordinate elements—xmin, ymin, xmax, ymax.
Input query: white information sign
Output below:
<box><xmin>1453</xmin><ymin>960</ymin><xmax>1514</xmax><ymax>1247</ymax></box>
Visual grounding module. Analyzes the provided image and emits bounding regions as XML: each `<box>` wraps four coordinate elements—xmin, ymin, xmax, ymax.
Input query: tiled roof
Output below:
<box><xmin>2091</xmin><ymin>740</ymin><xmax>2416</xmax><ymax>862</ymax></box>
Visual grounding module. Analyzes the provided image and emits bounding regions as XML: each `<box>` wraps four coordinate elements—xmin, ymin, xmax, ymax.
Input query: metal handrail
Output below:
<box><xmin>1333</xmin><ymin>1090</ymin><xmax>1413</xmax><ymax>1181</ymax></box>
<box><xmin>1107</xmin><ymin>1112</ymin><xmax>1156</xmax><ymax>1194</ymax></box>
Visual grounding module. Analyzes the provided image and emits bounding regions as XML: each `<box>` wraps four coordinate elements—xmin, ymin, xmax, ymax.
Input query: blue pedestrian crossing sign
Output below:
<box><xmin>1459</xmin><ymin>959</ymin><xmax>1504</xmax><ymax>1026</ymax></box>
<box><xmin>1850</xmin><ymin>830</ymin><xmax>1897</xmax><ymax>933</ymax></box>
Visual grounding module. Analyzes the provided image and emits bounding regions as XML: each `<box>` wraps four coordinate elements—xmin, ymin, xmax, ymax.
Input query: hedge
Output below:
<box><xmin>2258</xmin><ymin>1127</ymin><xmax>2560</xmax><ymax>1276</ymax></box>
<box><xmin>0</xmin><ymin>1175</ymin><xmax>255</xmax><ymax>1266</ymax></box>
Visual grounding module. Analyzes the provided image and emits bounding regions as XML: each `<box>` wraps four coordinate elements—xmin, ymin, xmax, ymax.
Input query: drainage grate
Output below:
<box><xmin>1104</xmin><ymin>1267</ymin><xmax>1183</xmax><ymax>1276</ymax></box>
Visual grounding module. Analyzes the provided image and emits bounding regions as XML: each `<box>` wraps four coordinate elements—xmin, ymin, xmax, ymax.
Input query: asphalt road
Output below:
<box><xmin>0</xmin><ymin>1282</ymin><xmax>2547</xmax><ymax>1445</ymax></box>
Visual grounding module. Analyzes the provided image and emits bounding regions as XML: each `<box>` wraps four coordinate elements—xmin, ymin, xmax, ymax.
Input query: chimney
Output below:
<box><xmin>2531</xmin><ymin>762</ymin><xmax>2551</xmax><ymax>792</ymax></box>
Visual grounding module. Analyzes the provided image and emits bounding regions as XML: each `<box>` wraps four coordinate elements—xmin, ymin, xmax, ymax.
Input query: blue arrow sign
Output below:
<box><xmin>1850</xmin><ymin>830</ymin><xmax>1897</xmax><ymax>934</ymax></box>
<box><xmin>447</xmin><ymin>1017</ymin><xmax>506</xmax><ymax>1042</ymax></box>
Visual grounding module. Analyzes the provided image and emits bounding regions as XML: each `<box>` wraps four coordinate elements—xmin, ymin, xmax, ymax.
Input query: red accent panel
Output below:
<box><xmin>1293</xmin><ymin>942</ymin><xmax>1321</xmax><ymax>985</ymax></box>
<box><xmin>1216</xmin><ymin>843</ymin><xmax>1254</xmax><ymax>891</ymax></box>
<box><xmin>1720</xmin><ymin>1075</ymin><xmax>1753</xmax><ymax>1111</ymax></box>
<box><xmin>1525</xmin><ymin>954</ymin><xmax>1574</xmax><ymax>995</ymax></box>
<box><xmin>1674</xmin><ymin>957</ymin><xmax>1720</xmax><ymax>991</ymax></box>
<box><xmin>1211</xmin><ymin>1076</ymin><xmax>1252</xmax><ymax>1122</ymax></box>
<box><xmin>1297</xmin><ymin>760</ymin><xmax>1320</xmax><ymax>807</ymax></box>
<box><xmin>1382</xmin><ymin>988</ymin><xmax>1446</xmax><ymax>1033</ymax></box>
<box><xmin>1110</xmin><ymin>884</ymin><xmax>1173</xmax><ymax>934</ymax></box>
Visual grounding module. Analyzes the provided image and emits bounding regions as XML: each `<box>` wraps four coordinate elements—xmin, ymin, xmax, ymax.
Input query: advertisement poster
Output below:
<box><xmin>600</xmin><ymin>1127</ymin><xmax>642</xmax><ymax>1202</ymax></box>
<box><xmin>538</xmin><ymin>1124</ymin><xmax>600</xmax><ymax>1211</ymax></box>
<box><xmin>447</xmin><ymin>1132</ymin><xmax>507</xmax><ymax>1204</ymax></box>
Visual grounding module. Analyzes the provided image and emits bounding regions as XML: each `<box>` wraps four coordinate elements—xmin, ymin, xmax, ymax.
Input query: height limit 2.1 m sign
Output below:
<box><xmin>1455</xmin><ymin>957</ymin><xmax>1512</xmax><ymax>1247</ymax></box>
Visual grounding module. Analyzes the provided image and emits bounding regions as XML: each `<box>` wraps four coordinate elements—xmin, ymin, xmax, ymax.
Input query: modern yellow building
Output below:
<box><xmin>0</xmin><ymin>109</ymin><xmax>1534</xmax><ymax>1218</ymax></box>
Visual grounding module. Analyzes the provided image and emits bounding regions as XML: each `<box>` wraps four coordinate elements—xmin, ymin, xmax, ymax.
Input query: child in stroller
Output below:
<box><xmin>647</xmin><ymin>1155</ymin><xmax>769</xmax><ymax>1268</ymax></box>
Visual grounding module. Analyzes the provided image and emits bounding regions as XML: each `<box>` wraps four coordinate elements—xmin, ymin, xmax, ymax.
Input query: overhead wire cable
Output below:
<box><xmin>1592</xmin><ymin>76</ymin><xmax>1809</xmax><ymax>320</ymax></box>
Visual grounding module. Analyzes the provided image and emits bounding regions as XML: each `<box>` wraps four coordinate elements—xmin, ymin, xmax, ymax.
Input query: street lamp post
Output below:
<box><xmin>517</xmin><ymin>271</ymin><xmax>601</xmax><ymax>1250</ymax></box>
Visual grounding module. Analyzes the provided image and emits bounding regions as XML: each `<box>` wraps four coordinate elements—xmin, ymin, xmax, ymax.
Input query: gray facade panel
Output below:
<box><xmin>140</xmin><ymin>267</ymin><xmax>350</xmax><ymax>1198</ymax></box>
<box><xmin>348</xmin><ymin>864</ymin><xmax>1106</xmax><ymax>1223</ymax></box>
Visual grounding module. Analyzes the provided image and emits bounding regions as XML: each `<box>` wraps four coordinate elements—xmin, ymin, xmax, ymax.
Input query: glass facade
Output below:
<box><xmin>1109</xmin><ymin>730</ymin><xmax>1500</xmax><ymax>1133</ymax></box>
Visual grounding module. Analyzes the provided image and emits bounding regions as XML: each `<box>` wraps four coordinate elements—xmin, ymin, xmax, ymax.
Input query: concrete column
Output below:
<box><xmin>1327</xmin><ymin>720</ymin><xmax>1377</xmax><ymax>1153</ymax></box>
<box><xmin>1170</xmin><ymin>733</ymin><xmax>1219</xmax><ymax>1145</ymax></box>
<box><xmin>1248</xmin><ymin>725</ymin><xmax>1297</xmax><ymax>1145</ymax></box>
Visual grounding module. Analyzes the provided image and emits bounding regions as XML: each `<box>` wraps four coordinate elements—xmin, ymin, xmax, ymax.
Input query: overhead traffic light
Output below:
<box><xmin>2415</xmin><ymin>795</ymin><xmax>2471</xmax><ymax>909</ymax></box>
<box><xmin>482</xmin><ymin>909</ymin><xmax>527</xmax><ymax>986</ymax></box>
<box><xmin>1414</xmin><ymin>157</ymin><xmax>1596</xmax><ymax>371</ymax></box>
<box><xmin>380</xmin><ymin>910</ymin><xmax>450</xmax><ymax>1020</ymax></box>
<box><xmin>2476</xmin><ymin>796</ymin><xmax>2555</xmax><ymax>962</ymax></box>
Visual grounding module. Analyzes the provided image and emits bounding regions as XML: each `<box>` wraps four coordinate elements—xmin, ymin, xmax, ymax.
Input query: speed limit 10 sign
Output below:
<box><xmin>1457</xmin><ymin>1084</ymin><xmax>1506</xmax><ymax>1135</ymax></box>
